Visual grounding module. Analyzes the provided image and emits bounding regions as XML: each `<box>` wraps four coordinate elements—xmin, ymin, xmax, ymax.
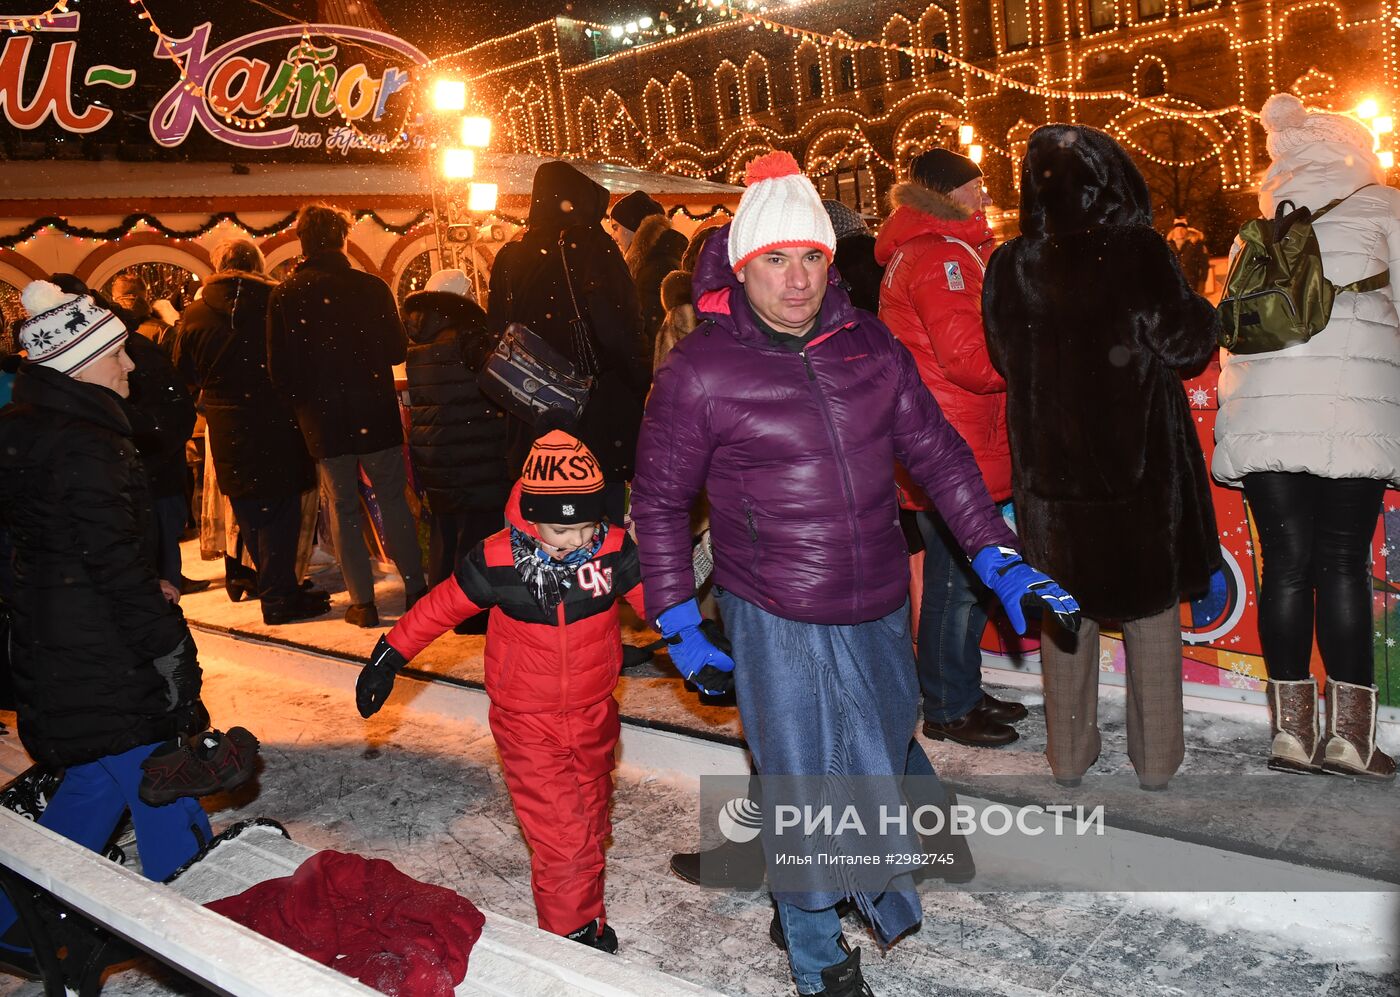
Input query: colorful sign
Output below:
<box><xmin>0</xmin><ymin>13</ymin><xmax>428</xmax><ymax>154</ymax></box>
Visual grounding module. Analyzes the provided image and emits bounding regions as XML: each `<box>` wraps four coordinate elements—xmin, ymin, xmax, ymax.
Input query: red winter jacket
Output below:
<box><xmin>386</xmin><ymin>481</ymin><xmax>645</xmax><ymax>713</ymax></box>
<box><xmin>875</xmin><ymin>182</ymin><xmax>1012</xmax><ymax>504</ymax></box>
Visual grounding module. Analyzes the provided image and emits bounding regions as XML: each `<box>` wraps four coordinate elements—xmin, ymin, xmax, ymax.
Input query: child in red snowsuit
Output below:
<box><xmin>355</xmin><ymin>430</ymin><xmax>644</xmax><ymax>952</ymax></box>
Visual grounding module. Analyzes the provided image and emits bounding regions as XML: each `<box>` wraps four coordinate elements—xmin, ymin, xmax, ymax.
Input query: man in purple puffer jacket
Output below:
<box><xmin>631</xmin><ymin>152</ymin><xmax>1080</xmax><ymax>997</ymax></box>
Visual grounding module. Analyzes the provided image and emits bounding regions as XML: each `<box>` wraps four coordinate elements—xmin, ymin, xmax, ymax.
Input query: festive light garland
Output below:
<box><xmin>668</xmin><ymin>204</ymin><xmax>734</xmax><ymax>222</ymax></box>
<box><xmin>2</xmin><ymin>0</ymin><xmax>72</xmax><ymax>32</ymax></box>
<box><xmin>0</xmin><ymin>209</ymin><xmax>432</xmax><ymax>250</ymax></box>
<box><xmin>695</xmin><ymin>0</ymin><xmax>1256</xmax><ymax>121</ymax></box>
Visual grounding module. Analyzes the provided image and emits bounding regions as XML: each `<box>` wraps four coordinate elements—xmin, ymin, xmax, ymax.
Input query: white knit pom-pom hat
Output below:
<box><xmin>727</xmin><ymin>151</ymin><xmax>837</xmax><ymax>273</ymax></box>
<box><xmin>1259</xmin><ymin>93</ymin><xmax>1378</xmax><ymax>162</ymax></box>
<box><xmin>17</xmin><ymin>280</ymin><xmax>127</xmax><ymax>375</ymax></box>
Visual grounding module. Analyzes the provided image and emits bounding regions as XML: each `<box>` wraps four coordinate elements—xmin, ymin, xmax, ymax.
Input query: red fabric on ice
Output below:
<box><xmin>489</xmin><ymin>695</ymin><xmax>620</xmax><ymax>935</ymax></box>
<box><xmin>206</xmin><ymin>850</ymin><xmax>485</xmax><ymax>997</ymax></box>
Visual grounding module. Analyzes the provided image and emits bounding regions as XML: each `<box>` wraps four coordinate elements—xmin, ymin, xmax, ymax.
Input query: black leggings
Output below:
<box><xmin>1243</xmin><ymin>472</ymin><xmax>1385</xmax><ymax>684</ymax></box>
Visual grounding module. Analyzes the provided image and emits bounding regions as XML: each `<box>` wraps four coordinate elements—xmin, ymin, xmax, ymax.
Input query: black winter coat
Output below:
<box><xmin>175</xmin><ymin>273</ymin><xmax>315</xmax><ymax>499</ymax></box>
<box><xmin>486</xmin><ymin>161</ymin><xmax>650</xmax><ymax>481</ymax></box>
<box><xmin>625</xmin><ymin>214</ymin><xmax>688</xmax><ymax>355</ymax></box>
<box><xmin>834</xmin><ymin>233</ymin><xmax>885</xmax><ymax>316</ymax></box>
<box><xmin>983</xmin><ymin>124</ymin><xmax>1221</xmax><ymax>621</ymax></box>
<box><xmin>403</xmin><ymin>290</ymin><xmax>510</xmax><ymax>513</ymax></box>
<box><xmin>0</xmin><ymin>363</ymin><xmax>191</xmax><ymax>768</ymax></box>
<box><xmin>125</xmin><ymin>331</ymin><xmax>196</xmax><ymax>500</ymax></box>
<box><xmin>266</xmin><ymin>251</ymin><xmax>407</xmax><ymax>460</ymax></box>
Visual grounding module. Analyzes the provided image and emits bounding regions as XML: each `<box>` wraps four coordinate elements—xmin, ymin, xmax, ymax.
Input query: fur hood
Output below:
<box><xmin>1018</xmin><ymin>124</ymin><xmax>1152</xmax><ymax>238</ymax></box>
<box><xmin>874</xmin><ymin>182</ymin><xmax>992</xmax><ymax>265</ymax></box>
<box><xmin>624</xmin><ymin>214</ymin><xmax>677</xmax><ymax>274</ymax></box>
<box><xmin>660</xmin><ymin>268</ymin><xmax>692</xmax><ymax>312</ymax></box>
<box><xmin>886</xmin><ymin>181</ymin><xmax>971</xmax><ymax>221</ymax></box>
<box><xmin>402</xmin><ymin>289</ymin><xmax>487</xmax><ymax>345</ymax></box>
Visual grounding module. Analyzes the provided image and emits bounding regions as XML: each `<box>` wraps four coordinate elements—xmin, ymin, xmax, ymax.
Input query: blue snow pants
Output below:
<box><xmin>0</xmin><ymin>741</ymin><xmax>211</xmax><ymax>953</ymax></box>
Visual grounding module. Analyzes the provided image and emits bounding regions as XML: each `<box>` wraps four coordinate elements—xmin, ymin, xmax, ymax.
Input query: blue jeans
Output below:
<box><xmin>775</xmin><ymin>740</ymin><xmax>945</xmax><ymax>993</ymax></box>
<box><xmin>0</xmin><ymin>742</ymin><xmax>211</xmax><ymax>950</ymax></box>
<box><xmin>916</xmin><ymin>511</ymin><xmax>988</xmax><ymax>724</ymax></box>
<box><xmin>775</xmin><ymin>901</ymin><xmax>845</xmax><ymax>994</ymax></box>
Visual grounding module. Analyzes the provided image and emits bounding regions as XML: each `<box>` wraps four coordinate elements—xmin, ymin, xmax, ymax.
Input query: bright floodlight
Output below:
<box><xmin>1374</xmin><ymin>116</ymin><xmax>1394</xmax><ymax>135</ymax></box>
<box><xmin>968</xmin><ymin>143</ymin><xmax>984</xmax><ymax>164</ymax></box>
<box><xmin>609</xmin><ymin>24</ymin><xmax>623</xmax><ymax>37</ymax></box>
<box><xmin>433</xmin><ymin>79</ymin><xmax>466</xmax><ymax>112</ymax></box>
<box><xmin>1356</xmin><ymin>98</ymin><xmax>1380</xmax><ymax>120</ymax></box>
<box><xmin>958</xmin><ymin>124</ymin><xmax>974</xmax><ymax>145</ymax></box>
<box><xmin>443</xmin><ymin>148</ymin><xmax>475</xmax><ymax>180</ymax></box>
<box><xmin>639</xmin><ymin>16</ymin><xmax>653</xmax><ymax>28</ymax></box>
<box><xmin>468</xmin><ymin>183</ymin><xmax>499</xmax><ymax>212</ymax></box>
<box><xmin>625</xmin><ymin>20</ymin><xmax>638</xmax><ymax>32</ymax></box>
<box><xmin>1380</xmin><ymin>150</ymin><xmax>1395</xmax><ymax>169</ymax></box>
<box><xmin>461</xmin><ymin>116</ymin><xmax>492</xmax><ymax>148</ymax></box>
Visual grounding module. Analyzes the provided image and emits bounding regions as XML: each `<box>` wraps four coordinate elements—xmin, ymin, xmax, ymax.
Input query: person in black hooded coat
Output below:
<box><xmin>403</xmin><ymin>270</ymin><xmax>509</xmax><ymax>607</ymax></box>
<box><xmin>486</xmin><ymin>161</ymin><xmax>650</xmax><ymax>519</ymax></box>
<box><xmin>174</xmin><ymin>239</ymin><xmax>327</xmax><ymax>625</ymax></box>
<box><xmin>982</xmin><ymin>124</ymin><xmax>1220</xmax><ymax>791</ymax></box>
<box><xmin>0</xmin><ymin>280</ymin><xmax>212</xmax><ymax>966</ymax></box>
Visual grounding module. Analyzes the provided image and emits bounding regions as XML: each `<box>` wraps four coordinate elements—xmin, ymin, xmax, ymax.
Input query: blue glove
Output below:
<box><xmin>971</xmin><ymin>546</ymin><xmax>1082</xmax><ymax>636</ymax></box>
<box><xmin>656</xmin><ymin>599</ymin><xmax>735</xmax><ymax>697</ymax></box>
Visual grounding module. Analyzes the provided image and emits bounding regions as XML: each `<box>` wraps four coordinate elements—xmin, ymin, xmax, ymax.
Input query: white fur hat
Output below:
<box><xmin>18</xmin><ymin>281</ymin><xmax>127</xmax><ymax>375</ymax></box>
<box><xmin>727</xmin><ymin>151</ymin><xmax>836</xmax><ymax>273</ymax></box>
<box><xmin>1260</xmin><ymin>93</ymin><xmax>1379</xmax><ymax>164</ymax></box>
<box><xmin>425</xmin><ymin>268</ymin><xmax>475</xmax><ymax>301</ymax></box>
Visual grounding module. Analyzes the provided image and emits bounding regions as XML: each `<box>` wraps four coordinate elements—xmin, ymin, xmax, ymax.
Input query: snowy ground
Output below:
<box><xmin>178</xmin><ymin>543</ymin><xmax>1400</xmax><ymax>887</ymax></box>
<box><xmin>0</xmin><ymin>633</ymin><xmax>1395</xmax><ymax>997</ymax></box>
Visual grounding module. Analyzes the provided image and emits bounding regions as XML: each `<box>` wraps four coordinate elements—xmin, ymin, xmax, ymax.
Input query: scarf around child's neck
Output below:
<box><xmin>510</xmin><ymin>522</ymin><xmax>608</xmax><ymax>613</ymax></box>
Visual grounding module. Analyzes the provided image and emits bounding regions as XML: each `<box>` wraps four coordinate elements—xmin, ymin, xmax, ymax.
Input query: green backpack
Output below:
<box><xmin>1217</xmin><ymin>185</ymin><xmax>1390</xmax><ymax>354</ymax></box>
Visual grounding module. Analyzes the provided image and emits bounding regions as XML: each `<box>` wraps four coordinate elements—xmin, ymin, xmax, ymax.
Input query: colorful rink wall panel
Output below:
<box><xmin>984</xmin><ymin>361</ymin><xmax>1398</xmax><ymax>708</ymax></box>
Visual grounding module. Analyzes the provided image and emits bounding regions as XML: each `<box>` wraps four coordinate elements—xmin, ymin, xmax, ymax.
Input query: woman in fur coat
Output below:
<box><xmin>1214</xmin><ymin>94</ymin><xmax>1399</xmax><ymax>782</ymax></box>
<box><xmin>983</xmin><ymin>124</ymin><xmax>1221</xmax><ymax>791</ymax></box>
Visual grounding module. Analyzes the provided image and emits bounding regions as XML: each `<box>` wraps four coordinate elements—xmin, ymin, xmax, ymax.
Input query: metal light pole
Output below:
<box><xmin>426</xmin><ymin>78</ymin><xmax>497</xmax><ymax>298</ymax></box>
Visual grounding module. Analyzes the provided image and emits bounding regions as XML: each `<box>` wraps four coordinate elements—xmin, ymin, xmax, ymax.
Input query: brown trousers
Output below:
<box><xmin>1040</xmin><ymin>605</ymin><xmax>1185</xmax><ymax>787</ymax></box>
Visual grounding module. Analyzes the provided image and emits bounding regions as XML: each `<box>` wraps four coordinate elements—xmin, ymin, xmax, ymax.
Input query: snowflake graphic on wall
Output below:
<box><xmin>1188</xmin><ymin>386</ymin><xmax>1213</xmax><ymax>408</ymax></box>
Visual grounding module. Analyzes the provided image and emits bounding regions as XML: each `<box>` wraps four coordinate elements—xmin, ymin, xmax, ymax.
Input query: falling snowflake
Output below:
<box><xmin>1388</xmin><ymin>638</ymin><xmax>1396</xmax><ymax>648</ymax></box>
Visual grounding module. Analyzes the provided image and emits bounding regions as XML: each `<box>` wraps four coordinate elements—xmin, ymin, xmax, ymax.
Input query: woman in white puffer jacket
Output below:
<box><xmin>1214</xmin><ymin>93</ymin><xmax>1398</xmax><ymax>783</ymax></box>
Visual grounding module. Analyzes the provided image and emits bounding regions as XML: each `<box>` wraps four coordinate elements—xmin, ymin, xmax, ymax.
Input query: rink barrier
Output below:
<box><xmin>0</xmin><ymin>809</ymin><xmax>726</xmax><ymax>996</ymax></box>
<box><xmin>190</xmin><ymin>626</ymin><xmax>1400</xmax><ymax>972</ymax></box>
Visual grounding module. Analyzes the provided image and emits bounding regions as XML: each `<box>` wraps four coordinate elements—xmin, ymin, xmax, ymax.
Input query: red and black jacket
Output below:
<box><xmin>386</xmin><ymin>482</ymin><xmax>646</xmax><ymax>713</ymax></box>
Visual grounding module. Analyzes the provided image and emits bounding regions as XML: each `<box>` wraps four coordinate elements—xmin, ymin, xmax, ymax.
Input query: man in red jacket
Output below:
<box><xmin>875</xmin><ymin>149</ymin><xmax>1026</xmax><ymax>748</ymax></box>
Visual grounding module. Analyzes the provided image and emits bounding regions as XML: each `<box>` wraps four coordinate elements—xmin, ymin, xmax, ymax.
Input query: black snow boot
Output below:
<box><xmin>669</xmin><ymin>835</ymin><xmax>766</xmax><ymax>890</ymax></box>
<box><xmin>565</xmin><ymin>918</ymin><xmax>618</xmax><ymax>954</ymax></box>
<box><xmin>262</xmin><ymin>588</ymin><xmax>332</xmax><ymax>625</ymax></box>
<box><xmin>816</xmin><ymin>948</ymin><xmax>874</xmax><ymax>997</ymax></box>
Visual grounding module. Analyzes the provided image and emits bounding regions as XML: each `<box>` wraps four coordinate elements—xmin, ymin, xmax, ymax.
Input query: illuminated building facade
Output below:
<box><xmin>464</xmin><ymin>0</ymin><xmax>1393</xmax><ymax>244</ymax></box>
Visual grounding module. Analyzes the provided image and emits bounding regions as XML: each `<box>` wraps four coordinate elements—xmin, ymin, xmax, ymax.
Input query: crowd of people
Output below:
<box><xmin>0</xmin><ymin>91</ymin><xmax>1395</xmax><ymax>997</ymax></box>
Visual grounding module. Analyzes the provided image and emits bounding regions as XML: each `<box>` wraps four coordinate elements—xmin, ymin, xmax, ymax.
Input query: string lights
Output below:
<box><xmin>0</xmin><ymin>210</ymin><xmax>432</xmax><ymax>251</ymax></box>
<box><xmin>2</xmin><ymin>0</ymin><xmax>72</xmax><ymax>32</ymax></box>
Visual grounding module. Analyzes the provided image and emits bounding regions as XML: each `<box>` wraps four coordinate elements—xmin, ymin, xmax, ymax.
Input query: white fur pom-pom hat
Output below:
<box><xmin>1259</xmin><ymin>93</ymin><xmax>1379</xmax><ymax>164</ymax></box>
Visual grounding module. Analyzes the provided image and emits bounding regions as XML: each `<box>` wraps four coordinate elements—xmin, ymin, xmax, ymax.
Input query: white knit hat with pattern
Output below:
<box><xmin>17</xmin><ymin>281</ymin><xmax>128</xmax><ymax>375</ymax></box>
<box><xmin>1260</xmin><ymin>93</ymin><xmax>1379</xmax><ymax>164</ymax></box>
<box><xmin>727</xmin><ymin>151</ymin><xmax>836</xmax><ymax>273</ymax></box>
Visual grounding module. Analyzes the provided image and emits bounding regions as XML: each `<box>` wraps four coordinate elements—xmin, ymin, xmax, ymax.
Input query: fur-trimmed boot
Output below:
<box><xmin>1320</xmin><ymin>680</ymin><xmax>1396</xmax><ymax>783</ymax></box>
<box><xmin>1266</xmin><ymin>678</ymin><xmax>1324</xmax><ymax>774</ymax></box>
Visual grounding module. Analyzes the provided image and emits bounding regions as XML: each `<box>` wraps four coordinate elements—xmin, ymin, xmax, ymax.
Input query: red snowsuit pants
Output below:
<box><xmin>488</xmin><ymin>696</ymin><xmax>620</xmax><ymax>935</ymax></box>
